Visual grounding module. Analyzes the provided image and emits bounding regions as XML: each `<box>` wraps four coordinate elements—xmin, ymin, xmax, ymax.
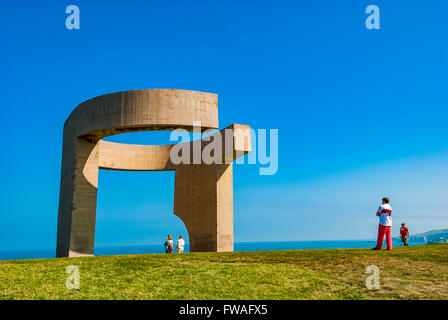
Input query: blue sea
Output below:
<box><xmin>0</xmin><ymin>240</ymin><xmax>426</xmax><ymax>261</ymax></box>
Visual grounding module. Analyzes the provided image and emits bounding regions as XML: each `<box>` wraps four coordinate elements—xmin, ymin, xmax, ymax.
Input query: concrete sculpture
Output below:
<box><xmin>56</xmin><ymin>89</ymin><xmax>251</xmax><ymax>257</ymax></box>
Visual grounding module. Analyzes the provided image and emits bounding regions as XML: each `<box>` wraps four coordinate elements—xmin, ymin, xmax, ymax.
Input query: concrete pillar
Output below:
<box><xmin>56</xmin><ymin>138</ymin><xmax>99</xmax><ymax>257</ymax></box>
<box><xmin>174</xmin><ymin>163</ymin><xmax>233</xmax><ymax>252</ymax></box>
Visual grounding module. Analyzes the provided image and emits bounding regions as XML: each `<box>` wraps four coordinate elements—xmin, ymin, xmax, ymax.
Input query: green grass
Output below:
<box><xmin>1</xmin><ymin>244</ymin><xmax>447</xmax><ymax>300</ymax></box>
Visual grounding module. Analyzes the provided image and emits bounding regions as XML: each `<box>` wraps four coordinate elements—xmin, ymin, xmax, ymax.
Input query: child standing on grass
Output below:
<box><xmin>372</xmin><ymin>197</ymin><xmax>393</xmax><ymax>250</ymax></box>
<box><xmin>400</xmin><ymin>223</ymin><xmax>409</xmax><ymax>246</ymax></box>
<box><xmin>177</xmin><ymin>235</ymin><xmax>185</xmax><ymax>253</ymax></box>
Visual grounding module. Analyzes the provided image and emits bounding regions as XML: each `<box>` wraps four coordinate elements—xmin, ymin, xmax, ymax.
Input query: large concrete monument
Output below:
<box><xmin>56</xmin><ymin>89</ymin><xmax>251</xmax><ymax>257</ymax></box>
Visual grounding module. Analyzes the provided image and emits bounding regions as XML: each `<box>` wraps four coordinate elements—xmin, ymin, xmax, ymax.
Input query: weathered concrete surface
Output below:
<box><xmin>56</xmin><ymin>89</ymin><xmax>251</xmax><ymax>257</ymax></box>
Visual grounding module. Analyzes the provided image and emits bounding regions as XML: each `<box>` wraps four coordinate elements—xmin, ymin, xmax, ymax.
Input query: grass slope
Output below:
<box><xmin>1</xmin><ymin>244</ymin><xmax>447</xmax><ymax>300</ymax></box>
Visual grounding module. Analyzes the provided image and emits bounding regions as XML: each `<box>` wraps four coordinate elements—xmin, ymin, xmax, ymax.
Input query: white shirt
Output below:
<box><xmin>378</xmin><ymin>204</ymin><xmax>392</xmax><ymax>226</ymax></box>
<box><xmin>177</xmin><ymin>238</ymin><xmax>185</xmax><ymax>248</ymax></box>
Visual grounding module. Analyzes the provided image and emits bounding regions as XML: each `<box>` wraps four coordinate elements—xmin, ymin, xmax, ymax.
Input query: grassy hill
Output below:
<box><xmin>410</xmin><ymin>229</ymin><xmax>448</xmax><ymax>242</ymax></box>
<box><xmin>1</xmin><ymin>244</ymin><xmax>447</xmax><ymax>300</ymax></box>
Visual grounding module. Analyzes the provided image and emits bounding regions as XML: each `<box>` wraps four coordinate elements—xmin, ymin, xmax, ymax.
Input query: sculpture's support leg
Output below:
<box><xmin>174</xmin><ymin>163</ymin><xmax>234</xmax><ymax>252</ymax></box>
<box><xmin>216</xmin><ymin>163</ymin><xmax>234</xmax><ymax>251</ymax></box>
<box><xmin>56</xmin><ymin>138</ymin><xmax>99</xmax><ymax>257</ymax></box>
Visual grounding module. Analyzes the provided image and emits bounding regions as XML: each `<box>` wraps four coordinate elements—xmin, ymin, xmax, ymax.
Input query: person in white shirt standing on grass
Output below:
<box><xmin>177</xmin><ymin>235</ymin><xmax>185</xmax><ymax>253</ymax></box>
<box><xmin>372</xmin><ymin>197</ymin><xmax>393</xmax><ymax>250</ymax></box>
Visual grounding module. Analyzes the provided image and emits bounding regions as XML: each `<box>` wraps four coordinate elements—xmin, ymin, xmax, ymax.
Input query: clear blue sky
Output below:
<box><xmin>1</xmin><ymin>0</ymin><xmax>447</xmax><ymax>251</ymax></box>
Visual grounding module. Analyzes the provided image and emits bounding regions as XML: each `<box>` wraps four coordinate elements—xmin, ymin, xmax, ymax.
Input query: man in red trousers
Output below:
<box><xmin>372</xmin><ymin>197</ymin><xmax>393</xmax><ymax>250</ymax></box>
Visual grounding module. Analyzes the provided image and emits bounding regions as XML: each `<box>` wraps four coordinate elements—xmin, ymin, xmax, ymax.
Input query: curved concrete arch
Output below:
<box><xmin>64</xmin><ymin>89</ymin><xmax>219</xmax><ymax>141</ymax></box>
<box><xmin>98</xmin><ymin>141</ymin><xmax>174</xmax><ymax>171</ymax></box>
<box><xmin>56</xmin><ymin>89</ymin><xmax>251</xmax><ymax>257</ymax></box>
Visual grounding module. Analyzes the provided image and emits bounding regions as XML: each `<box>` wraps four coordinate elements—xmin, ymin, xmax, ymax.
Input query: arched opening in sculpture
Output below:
<box><xmin>95</xmin><ymin>170</ymin><xmax>190</xmax><ymax>254</ymax></box>
<box><xmin>56</xmin><ymin>89</ymin><xmax>251</xmax><ymax>257</ymax></box>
